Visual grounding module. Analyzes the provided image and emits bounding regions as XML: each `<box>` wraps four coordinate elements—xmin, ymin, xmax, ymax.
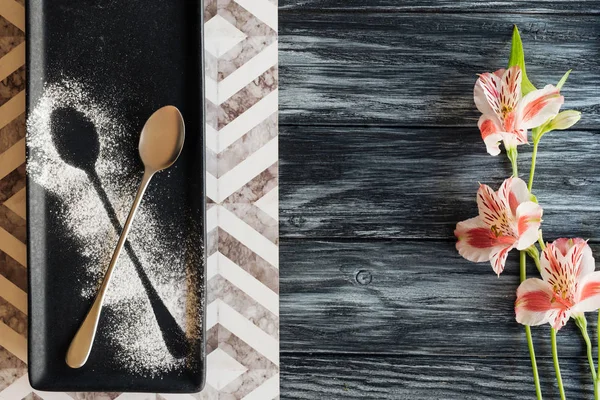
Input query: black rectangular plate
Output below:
<box><xmin>26</xmin><ymin>0</ymin><xmax>205</xmax><ymax>392</ymax></box>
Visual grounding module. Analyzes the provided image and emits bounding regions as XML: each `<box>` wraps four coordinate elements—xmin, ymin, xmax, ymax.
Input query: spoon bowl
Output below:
<box><xmin>139</xmin><ymin>106</ymin><xmax>185</xmax><ymax>172</ymax></box>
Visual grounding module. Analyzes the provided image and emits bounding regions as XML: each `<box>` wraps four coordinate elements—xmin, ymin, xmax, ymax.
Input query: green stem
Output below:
<box><xmin>525</xmin><ymin>245</ymin><xmax>541</xmax><ymax>272</ymax></box>
<box><xmin>528</xmin><ymin>139</ymin><xmax>540</xmax><ymax>192</ymax></box>
<box><xmin>538</xmin><ymin>233</ymin><xmax>546</xmax><ymax>251</ymax></box>
<box><xmin>521</xmin><ymin>251</ymin><xmax>543</xmax><ymax>399</ymax></box>
<box><xmin>551</xmin><ymin>328</ymin><xmax>566</xmax><ymax>400</ymax></box>
<box><xmin>598</xmin><ymin>310</ymin><xmax>600</xmax><ymax>378</ymax></box>
<box><xmin>576</xmin><ymin>316</ymin><xmax>599</xmax><ymax>400</ymax></box>
<box><xmin>508</xmin><ymin>147</ymin><xmax>519</xmax><ymax>177</ymax></box>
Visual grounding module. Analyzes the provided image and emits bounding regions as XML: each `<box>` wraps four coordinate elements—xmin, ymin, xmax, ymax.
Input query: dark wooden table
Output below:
<box><xmin>278</xmin><ymin>1</ymin><xmax>600</xmax><ymax>398</ymax></box>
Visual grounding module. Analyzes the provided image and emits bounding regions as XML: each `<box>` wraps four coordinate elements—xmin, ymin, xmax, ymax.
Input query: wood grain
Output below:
<box><xmin>281</xmin><ymin>354</ymin><xmax>594</xmax><ymax>399</ymax></box>
<box><xmin>277</xmin><ymin>3</ymin><xmax>600</xmax><ymax>397</ymax></box>
<box><xmin>279</xmin><ymin>13</ymin><xmax>600</xmax><ymax>127</ymax></box>
<box><xmin>280</xmin><ymin>0</ymin><xmax>600</xmax><ymax>13</ymax></box>
<box><xmin>280</xmin><ymin>125</ymin><xmax>600</xmax><ymax>240</ymax></box>
<box><xmin>280</xmin><ymin>239</ymin><xmax>599</xmax><ymax>356</ymax></box>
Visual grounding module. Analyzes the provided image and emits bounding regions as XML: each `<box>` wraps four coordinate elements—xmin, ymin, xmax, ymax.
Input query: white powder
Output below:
<box><xmin>27</xmin><ymin>80</ymin><xmax>203</xmax><ymax>375</ymax></box>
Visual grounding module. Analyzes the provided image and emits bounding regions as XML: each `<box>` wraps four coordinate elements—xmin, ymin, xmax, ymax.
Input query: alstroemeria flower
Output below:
<box><xmin>455</xmin><ymin>177</ymin><xmax>543</xmax><ymax>275</ymax></box>
<box><xmin>515</xmin><ymin>238</ymin><xmax>600</xmax><ymax>330</ymax></box>
<box><xmin>474</xmin><ymin>66</ymin><xmax>564</xmax><ymax>155</ymax></box>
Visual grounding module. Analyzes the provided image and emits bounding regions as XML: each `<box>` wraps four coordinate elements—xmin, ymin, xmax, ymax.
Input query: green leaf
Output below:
<box><xmin>557</xmin><ymin>69</ymin><xmax>571</xmax><ymax>90</ymax></box>
<box><xmin>508</xmin><ymin>25</ymin><xmax>536</xmax><ymax>95</ymax></box>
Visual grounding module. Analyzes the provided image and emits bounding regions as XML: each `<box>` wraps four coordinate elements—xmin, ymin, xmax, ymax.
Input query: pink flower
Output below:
<box><xmin>474</xmin><ymin>66</ymin><xmax>564</xmax><ymax>155</ymax></box>
<box><xmin>455</xmin><ymin>177</ymin><xmax>543</xmax><ymax>275</ymax></box>
<box><xmin>515</xmin><ymin>238</ymin><xmax>600</xmax><ymax>330</ymax></box>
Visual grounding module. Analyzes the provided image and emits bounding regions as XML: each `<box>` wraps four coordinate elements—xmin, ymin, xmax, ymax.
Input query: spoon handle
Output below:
<box><xmin>66</xmin><ymin>169</ymin><xmax>155</xmax><ymax>368</ymax></box>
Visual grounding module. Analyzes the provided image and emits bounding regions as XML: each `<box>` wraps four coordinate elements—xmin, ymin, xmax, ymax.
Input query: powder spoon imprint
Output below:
<box><xmin>66</xmin><ymin>105</ymin><xmax>186</xmax><ymax>369</ymax></box>
<box><xmin>51</xmin><ymin>106</ymin><xmax>190</xmax><ymax>361</ymax></box>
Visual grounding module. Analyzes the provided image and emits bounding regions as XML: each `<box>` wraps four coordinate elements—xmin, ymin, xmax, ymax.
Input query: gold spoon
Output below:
<box><xmin>66</xmin><ymin>105</ymin><xmax>186</xmax><ymax>369</ymax></box>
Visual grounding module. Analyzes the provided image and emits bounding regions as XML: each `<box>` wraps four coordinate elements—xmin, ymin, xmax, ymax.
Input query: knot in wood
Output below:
<box><xmin>355</xmin><ymin>270</ymin><xmax>372</xmax><ymax>285</ymax></box>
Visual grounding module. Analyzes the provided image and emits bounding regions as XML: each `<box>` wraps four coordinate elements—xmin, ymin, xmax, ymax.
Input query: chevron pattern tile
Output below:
<box><xmin>0</xmin><ymin>0</ymin><xmax>278</xmax><ymax>398</ymax></box>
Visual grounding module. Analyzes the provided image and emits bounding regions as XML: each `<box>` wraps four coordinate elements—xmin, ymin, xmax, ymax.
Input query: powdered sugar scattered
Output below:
<box><xmin>27</xmin><ymin>80</ymin><xmax>203</xmax><ymax>375</ymax></box>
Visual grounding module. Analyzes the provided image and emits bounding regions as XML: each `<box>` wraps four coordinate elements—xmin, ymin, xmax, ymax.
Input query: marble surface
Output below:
<box><xmin>0</xmin><ymin>0</ymin><xmax>279</xmax><ymax>398</ymax></box>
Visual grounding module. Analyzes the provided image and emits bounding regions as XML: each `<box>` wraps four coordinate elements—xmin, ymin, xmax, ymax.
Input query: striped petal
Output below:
<box><xmin>515</xmin><ymin>201</ymin><xmax>543</xmax><ymax>250</ymax></box>
<box><xmin>455</xmin><ymin>216</ymin><xmax>515</xmax><ymax>275</ymax></box>
<box><xmin>478</xmin><ymin>116</ymin><xmax>504</xmax><ymax>156</ymax></box>
<box><xmin>517</xmin><ymin>84</ymin><xmax>564</xmax><ymax>130</ymax></box>
<box><xmin>475</xmin><ymin>72</ymin><xmax>503</xmax><ymax>119</ymax></box>
<box><xmin>552</xmin><ymin>238</ymin><xmax>594</xmax><ymax>279</ymax></box>
<box><xmin>554</xmin><ymin>237</ymin><xmax>579</xmax><ymax>256</ymax></box>
<box><xmin>574</xmin><ymin>271</ymin><xmax>600</xmax><ymax>313</ymax></box>
<box><xmin>515</xmin><ymin>278</ymin><xmax>554</xmax><ymax>327</ymax></box>
<box><xmin>540</xmin><ymin>241</ymin><xmax>569</xmax><ymax>284</ymax></box>
<box><xmin>499</xmin><ymin>177</ymin><xmax>530</xmax><ymax>216</ymax></box>
<box><xmin>548</xmin><ymin>309</ymin><xmax>571</xmax><ymax>331</ymax></box>
<box><xmin>490</xmin><ymin>245</ymin><xmax>514</xmax><ymax>276</ymax></box>
<box><xmin>477</xmin><ymin>183</ymin><xmax>509</xmax><ymax>229</ymax></box>
<box><xmin>455</xmin><ymin>216</ymin><xmax>500</xmax><ymax>263</ymax></box>
<box><xmin>569</xmin><ymin>239</ymin><xmax>595</xmax><ymax>279</ymax></box>
<box><xmin>500</xmin><ymin>66</ymin><xmax>522</xmax><ymax>113</ymax></box>
<box><xmin>511</xmin><ymin>126</ymin><xmax>528</xmax><ymax>145</ymax></box>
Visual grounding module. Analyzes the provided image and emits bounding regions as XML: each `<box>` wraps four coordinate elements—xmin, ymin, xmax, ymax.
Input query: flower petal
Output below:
<box><xmin>501</xmin><ymin>132</ymin><xmax>523</xmax><ymax>150</ymax></box>
<box><xmin>550</xmin><ymin>238</ymin><xmax>593</xmax><ymax>278</ymax></box>
<box><xmin>500</xmin><ymin>66</ymin><xmax>522</xmax><ymax>112</ymax></box>
<box><xmin>515</xmin><ymin>278</ymin><xmax>554</xmax><ymax>327</ymax></box>
<box><xmin>475</xmin><ymin>72</ymin><xmax>503</xmax><ymax>120</ymax></box>
<box><xmin>474</xmin><ymin>83</ymin><xmax>497</xmax><ymax>121</ymax></box>
<box><xmin>567</xmin><ymin>239</ymin><xmax>594</xmax><ymax>279</ymax></box>
<box><xmin>515</xmin><ymin>201</ymin><xmax>543</xmax><ymax>250</ymax></box>
<box><xmin>477</xmin><ymin>183</ymin><xmax>508</xmax><ymax>227</ymax></box>
<box><xmin>511</xmin><ymin>127</ymin><xmax>528</xmax><ymax>145</ymax></box>
<box><xmin>579</xmin><ymin>242</ymin><xmax>595</xmax><ymax>279</ymax></box>
<box><xmin>455</xmin><ymin>216</ymin><xmax>497</xmax><ymax>263</ymax></box>
<box><xmin>490</xmin><ymin>245</ymin><xmax>513</xmax><ymax>275</ymax></box>
<box><xmin>553</xmin><ymin>238</ymin><xmax>575</xmax><ymax>256</ymax></box>
<box><xmin>517</xmin><ymin>84</ymin><xmax>564</xmax><ymax>130</ymax></box>
<box><xmin>549</xmin><ymin>309</ymin><xmax>571</xmax><ymax>331</ymax></box>
<box><xmin>473</xmin><ymin>69</ymin><xmax>512</xmax><ymax>125</ymax></box>
<box><xmin>478</xmin><ymin>116</ymin><xmax>504</xmax><ymax>156</ymax></box>
<box><xmin>540</xmin><ymin>241</ymin><xmax>569</xmax><ymax>284</ymax></box>
<box><xmin>499</xmin><ymin>177</ymin><xmax>530</xmax><ymax>216</ymax></box>
<box><xmin>574</xmin><ymin>271</ymin><xmax>600</xmax><ymax>312</ymax></box>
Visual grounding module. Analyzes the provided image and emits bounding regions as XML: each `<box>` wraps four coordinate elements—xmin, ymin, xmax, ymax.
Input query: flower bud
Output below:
<box><xmin>548</xmin><ymin>110</ymin><xmax>581</xmax><ymax>131</ymax></box>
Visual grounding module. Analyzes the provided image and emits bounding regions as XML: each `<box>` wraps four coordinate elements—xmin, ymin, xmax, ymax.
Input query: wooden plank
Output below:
<box><xmin>280</xmin><ymin>126</ymin><xmax>600</xmax><ymax>240</ymax></box>
<box><xmin>279</xmin><ymin>13</ymin><xmax>600</xmax><ymax>127</ymax></box>
<box><xmin>281</xmin><ymin>354</ymin><xmax>594</xmax><ymax>399</ymax></box>
<box><xmin>280</xmin><ymin>239</ymin><xmax>600</xmax><ymax>356</ymax></box>
<box><xmin>280</xmin><ymin>0</ymin><xmax>600</xmax><ymax>13</ymax></box>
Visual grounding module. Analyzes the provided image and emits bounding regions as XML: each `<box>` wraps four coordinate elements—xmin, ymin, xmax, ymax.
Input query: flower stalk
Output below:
<box><xmin>551</xmin><ymin>328</ymin><xmax>565</xmax><ymax>400</ymax></box>
<box><xmin>508</xmin><ymin>147</ymin><xmax>519</xmax><ymax>177</ymax></box>
<box><xmin>521</xmin><ymin>250</ymin><xmax>543</xmax><ymax>400</ymax></box>
<box><xmin>528</xmin><ymin>137</ymin><xmax>540</xmax><ymax>192</ymax></box>
<box><xmin>525</xmin><ymin>246</ymin><xmax>541</xmax><ymax>272</ymax></box>
<box><xmin>575</xmin><ymin>315</ymin><xmax>599</xmax><ymax>399</ymax></box>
